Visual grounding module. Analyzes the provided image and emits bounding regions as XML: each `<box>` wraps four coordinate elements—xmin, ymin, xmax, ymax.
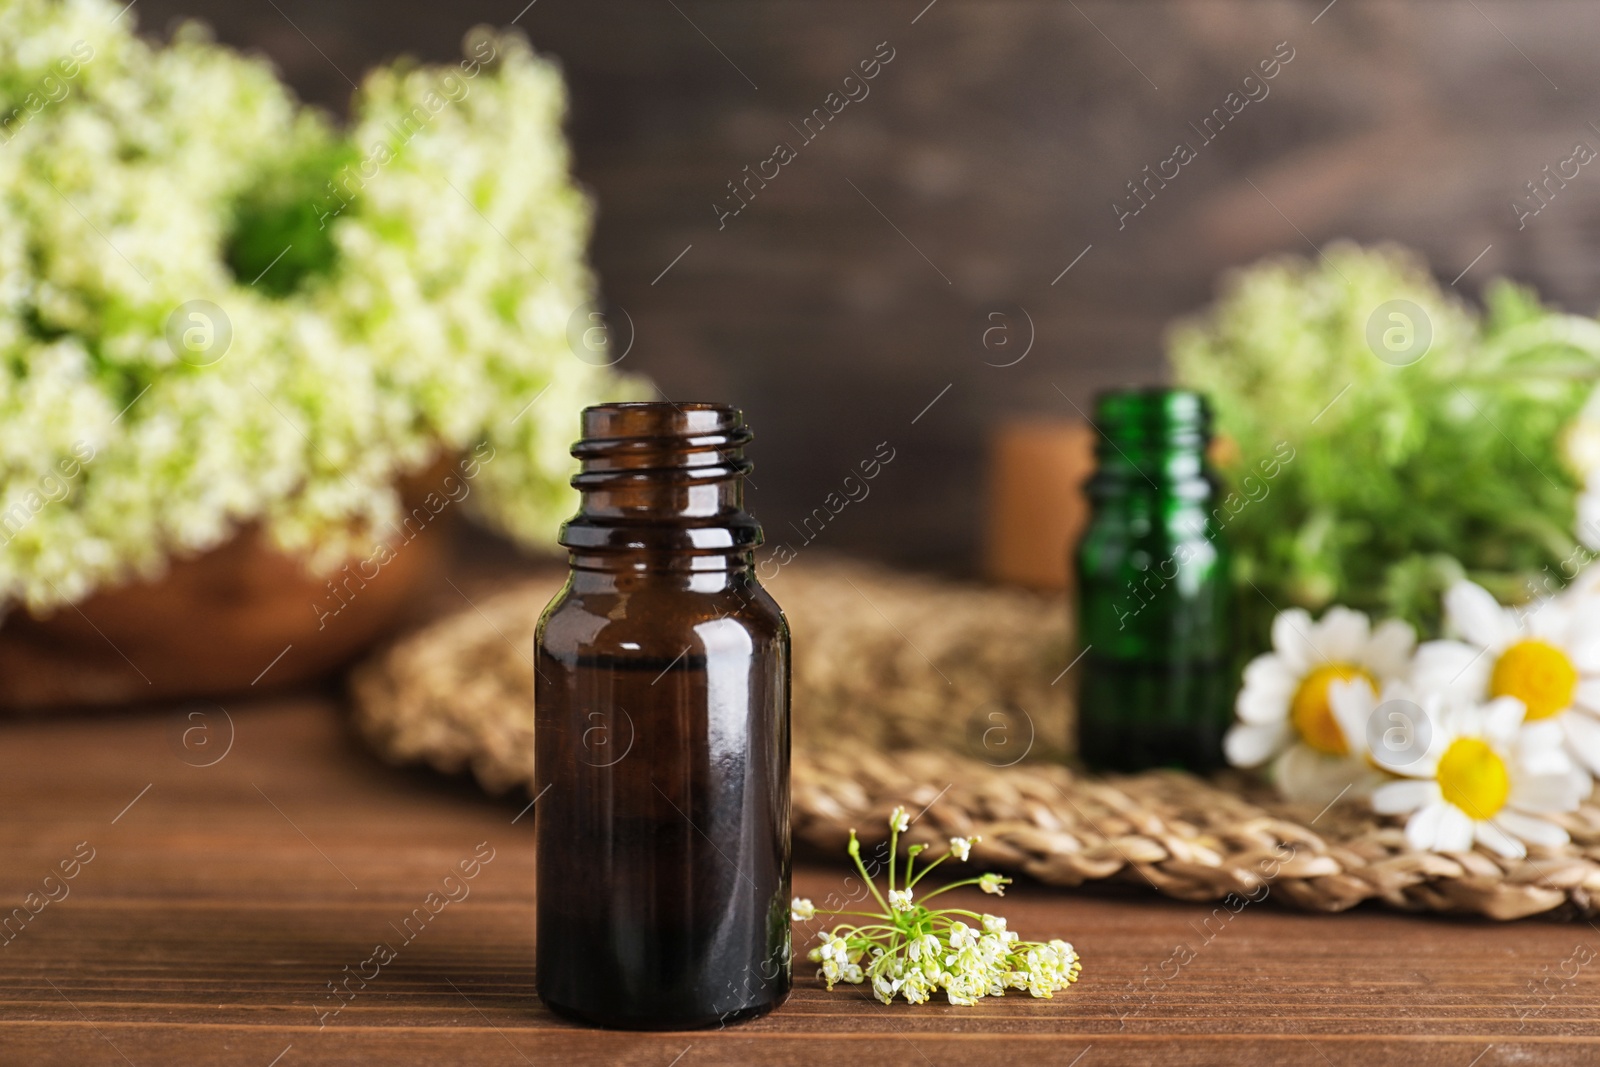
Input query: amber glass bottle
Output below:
<box><xmin>534</xmin><ymin>402</ymin><xmax>791</xmax><ymax>1030</ymax></box>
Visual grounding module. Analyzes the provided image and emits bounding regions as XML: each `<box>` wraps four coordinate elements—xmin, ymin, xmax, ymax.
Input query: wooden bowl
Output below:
<box><xmin>0</xmin><ymin>477</ymin><xmax>454</xmax><ymax>711</ymax></box>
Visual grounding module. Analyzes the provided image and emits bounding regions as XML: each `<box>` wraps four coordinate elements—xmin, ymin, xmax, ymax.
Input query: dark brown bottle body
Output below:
<box><xmin>534</xmin><ymin>403</ymin><xmax>791</xmax><ymax>1030</ymax></box>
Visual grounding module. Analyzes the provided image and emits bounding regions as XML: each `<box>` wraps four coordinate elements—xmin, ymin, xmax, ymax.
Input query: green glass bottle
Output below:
<box><xmin>1074</xmin><ymin>388</ymin><xmax>1232</xmax><ymax>773</ymax></box>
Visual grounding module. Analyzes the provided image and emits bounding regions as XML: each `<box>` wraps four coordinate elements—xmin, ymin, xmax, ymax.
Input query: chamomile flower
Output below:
<box><xmin>1225</xmin><ymin>606</ymin><xmax>1416</xmax><ymax>803</ymax></box>
<box><xmin>1370</xmin><ymin>696</ymin><xmax>1584</xmax><ymax>858</ymax></box>
<box><xmin>1413</xmin><ymin>579</ymin><xmax>1600</xmax><ymax>778</ymax></box>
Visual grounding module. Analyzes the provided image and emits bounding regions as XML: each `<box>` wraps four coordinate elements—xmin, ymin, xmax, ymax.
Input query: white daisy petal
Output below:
<box><xmin>1516</xmin><ymin>719</ymin><xmax>1575</xmax><ymax>779</ymax></box>
<box><xmin>1569</xmin><ymin>558</ymin><xmax>1600</xmax><ymax>596</ymax></box>
<box><xmin>1411</xmin><ymin>640</ymin><xmax>1489</xmax><ymax>701</ymax></box>
<box><xmin>1561</xmin><ymin>601</ymin><xmax>1600</xmax><ymax>670</ymax></box>
<box><xmin>1510</xmin><ymin>765</ymin><xmax>1588</xmax><ymax>812</ymax></box>
<box><xmin>1432</xmin><ymin>804</ymin><xmax>1476</xmax><ymax>853</ymax></box>
<box><xmin>1580</xmin><ymin>492</ymin><xmax>1600</xmax><ymax>551</ymax></box>
<box><xmin>1409</xmin><ymin>694</ymin><xmax>1456</xmax><ymax>774</ymax></box>
<box><xmin>1404</xmin><ymin>801</ymin><xmax>1450</xmax><ymax>852</ymax></box>
<box><xmin>1444</xmin><ymin>580</ymin><xmax>1516</xmax><ymax>650</ymax></box>
<box><xmin>1272</xmin><ymin>608</ymin><xmax>1318</xmax><ymax>674</ymax></box>
<box><xmin>1370</xmin><ymin>697</ymin><xmax>1444</xmax><ymax>777</ymax></box>
<box><xmin>1239</xmin><ymin>654</ymin><xmax>1297</xmax><ymax>706</ymax></box>
<box><xmin>1495</xmin><ymin>809</ymin><xmax>1570</xmax><ymax>848</ymax></box>
<box><xmin>1363</xmin><ymin>618</ymin><xmax>1418</xmax><ymax>679</ymax></box>
<box><xmin>1316</xmin><ymin>606</ymin><xmax>1371</xmax><ymax>662</ymax></box>
<box><xmin>1519</xmin><ymin>744</ymin><xmax>1576</xmax><ymax>780</ymax></box>
<box><xmin>1567</xmin><ymin>634</ymin><xmax>1600</xmax><ymax>674</ymax></box>
<box><xmin>1224</xmin><ymin>721</ymin><xmax>1291</xmax><ymax>769</ymax></box>
<box><xmin>1572</xmin><ymin>679</ymin><xmax>1600</xmax><ymax>714</ymax></box>
<box><xmin>1372</xmin><ymin>778</ymin><xmax>1441</xmax><ymax>814</ymax></box>
<box><xmin>1518</xmin><ymin>719</ymin><xmax>1566</xmax><ymax>754</ymax></box>
<box><xmin>1529</xmin><ymin>596</ymin><xmax>1574</xmax><ymax>642</ymax></box>
<box><xmin>1561</xmin><ymin>711</ymin><xmax>1600</xmax><ymax>779</ymax></box>
<box><xmin>1482</xmin><ymin>697</ymin><xmax>1527</xmax><ymax>744</ymax></box>
<box><xmin>1327</xmin><ymin>677</ymin><xmax>1376</xmax><ymax>758</ymax></box>
<box><xmin>1236</xmin><ymin>686</ymin><xmax>1291</xmax><ymax>726</ymax></box>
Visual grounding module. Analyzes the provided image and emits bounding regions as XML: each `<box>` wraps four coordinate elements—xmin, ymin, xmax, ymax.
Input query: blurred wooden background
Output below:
<box><xmin>136</xmin><ymin>0</ymin><xmax>1600</xmax><ymax>572</ymax></box>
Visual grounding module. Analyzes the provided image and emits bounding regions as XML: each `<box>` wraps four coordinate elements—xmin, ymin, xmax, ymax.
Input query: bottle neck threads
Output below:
<box><xmin>1089</xmin><ymin>387</ymin><xmax>1211</xmax><ymax>488</ymax></box>
<box><xmin>559</xmin><ymin>402</ymin><xmax>763</xmax><ymax>561</ymax></box>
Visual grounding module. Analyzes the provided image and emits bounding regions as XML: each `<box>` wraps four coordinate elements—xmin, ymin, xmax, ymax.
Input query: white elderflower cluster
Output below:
<box><xmin>0</xmin><ymin>0</ymin><xmax>633</xmax><ymax>613</ymax></box>
<box><xmin>800</xmin><ymin>811</ymin><xmax>1081</xmax><ymax>1007</ymax></box>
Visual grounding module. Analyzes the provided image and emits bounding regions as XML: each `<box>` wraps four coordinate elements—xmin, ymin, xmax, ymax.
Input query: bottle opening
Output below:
<box><xmin>572</xmin><ymin>402</ymin><xmax>753</xmax><ymax>485</ymax></box>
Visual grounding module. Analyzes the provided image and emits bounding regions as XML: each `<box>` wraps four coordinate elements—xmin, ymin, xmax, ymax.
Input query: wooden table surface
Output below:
<box><xmin>3</xmin><ymin>695</ymin><xmax>1599</xmax><ymax>1066</ymax></box>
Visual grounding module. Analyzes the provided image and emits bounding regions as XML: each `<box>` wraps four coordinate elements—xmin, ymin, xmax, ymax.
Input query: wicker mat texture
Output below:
<box><xmin>350</xmin><ymin>558</ymin><xmax>1600</xmax><ymax>921</ymax></box>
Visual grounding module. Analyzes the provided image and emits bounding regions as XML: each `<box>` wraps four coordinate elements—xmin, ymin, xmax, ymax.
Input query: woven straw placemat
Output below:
<box><xmin>350</xmin><ymin>558</ymin><xmax>1600</xmax><ymax>920</ymax></box>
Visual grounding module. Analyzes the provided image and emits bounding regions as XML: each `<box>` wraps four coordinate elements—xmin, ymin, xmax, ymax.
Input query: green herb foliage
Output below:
<box><xmin>1170</xmin><ymin>243</ymin><xmax>1600</xmax><ymax>645</ymax></box>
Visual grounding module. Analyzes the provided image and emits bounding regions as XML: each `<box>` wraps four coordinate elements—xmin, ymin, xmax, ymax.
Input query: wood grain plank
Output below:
<box><xmin>2</xmin><ymin>700</ymin><xmax>1599</xmax><ymax>1065</ymax></box>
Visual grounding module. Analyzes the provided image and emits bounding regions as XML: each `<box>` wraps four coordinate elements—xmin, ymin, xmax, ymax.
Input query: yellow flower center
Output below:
<box><xmin>1289</xmin><ymin>663</ymin><xmax>1373</xmax><ymax>757</ymax></box>
<box><xmin>1489</xmin><ymin>639</ymin><xmax>1577</xmax><ymax>721</ymax></box>
<box><xmin>1435</xmin><ymin>737</ymin><xmax>1510</xmax><ymax>819</ymax></box>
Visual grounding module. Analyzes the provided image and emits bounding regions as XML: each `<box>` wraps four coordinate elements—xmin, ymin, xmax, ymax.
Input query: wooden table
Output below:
<box><xmin>3</xmin><ymin>696</ymin><xmax>1598</xmax><ymax>1066</ymax></box>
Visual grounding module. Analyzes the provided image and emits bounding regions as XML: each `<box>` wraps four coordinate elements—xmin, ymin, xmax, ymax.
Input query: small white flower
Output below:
<box><xmin>900</xmin><ymin>970</ymin><xmax>933</xmax><ymax>1005</ymax></box>
<box><xmin>945</xmin><ymin>980</ymin><xmax>980</xmax><ymax>1007</ymax></box>
<box><xmin>887</xmin><ymin>888</ymin><xmax>914</xmax><ymax>911</ymax></box>
<box><xmin>1371</xmin><ymin>696</ymin><xmax>1585</xmax><ymax>859</ymax></box>
<box><xmin>789</xmin><ymin>897</ymin><xmax>815</xmax><ymax>921</ymax></box>
<box><xmin>980</xmin><ymin>913</ymin><xmax>1007</xmax><ymax>934</ymax></box>
<box><xmin>948</xmin><ymin>836</ymin><xmax>975</xmax><ymax>862</ymax></box>
<box><xmin>889</xmin><ymin>806</ymin><xmax>910</xmax><ymax>833</ymax></box>
<box><xmin>1012</xmin><ymin>939</ymin><xmax>1082</xmax><ymax>998</ymax></box>
<box><xmin>810</xmin><ymin>935</ymin><xmax>856</xmax><ymax>987</ymax></box>
<box><xmin>1225</xmin><ymin>606</ymin><xmax>1416</xmax><ymax>803</ymax></box>
<box><xmin>979</xmin><ymin>873</ymin><xmax>1007</xmax><ymax>896</ymax></box>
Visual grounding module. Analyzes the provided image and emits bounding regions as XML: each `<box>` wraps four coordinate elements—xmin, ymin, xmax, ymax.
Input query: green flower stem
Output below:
<box><xmin>847</xmin><ymin>831</ymin><xmax>893</xmax><ymax>915</ymax></box>
<box><xmin>902</xmin><ymin>843</ymin><xmax>925</xmax><ymax>888</ymax></box>
<box><xmin>907</xmin><ymin>851</ymin><xmax>952</xmax><ymax>889</ymax></box>
<box><xmin>887</xmin><ymin>822</ymin><xmax>900</xmax><ymax>894</ymax></box>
